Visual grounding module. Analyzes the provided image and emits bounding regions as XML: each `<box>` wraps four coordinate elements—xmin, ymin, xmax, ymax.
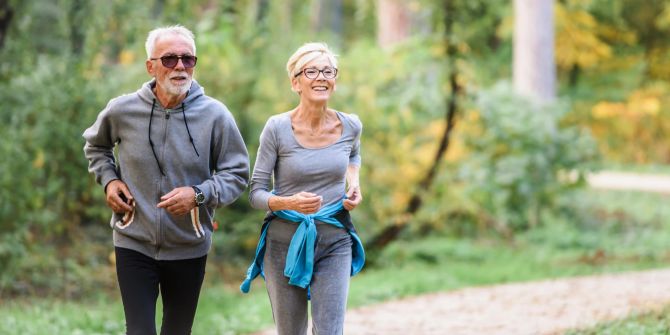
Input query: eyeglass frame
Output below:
<box><xmin>294</xmin><ymin>67</ymin><xmax>338</xmax><ymax>79</ymax></box>
<box><xmin>149</xmin><ymin>54</ymin><xmax>198</xmax><ymax>69</ymax></box>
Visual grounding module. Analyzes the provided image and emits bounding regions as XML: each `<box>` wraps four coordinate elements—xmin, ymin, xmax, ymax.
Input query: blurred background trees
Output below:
<box><xmin>0</xmin><ymin>0</ymin><xmax>668</xmax><ymax>298</ymax></box>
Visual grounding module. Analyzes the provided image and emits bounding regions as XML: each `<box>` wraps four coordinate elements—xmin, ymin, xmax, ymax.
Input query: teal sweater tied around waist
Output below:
<box><xmin>240</xmin><ymin>200</ymin><xmax>365</xmax><ymax>293</ymax></box>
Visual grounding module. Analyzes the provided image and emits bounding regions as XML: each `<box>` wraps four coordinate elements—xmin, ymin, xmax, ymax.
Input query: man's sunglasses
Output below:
<box><xmin>150</xmin><ymin>55</ymin><xmax>198</xmax><ymax>69</ymax></box>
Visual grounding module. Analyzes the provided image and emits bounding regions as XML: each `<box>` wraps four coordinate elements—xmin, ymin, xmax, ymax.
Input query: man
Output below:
<box><xmin>83</xmin><ymin>25</ymin><xmax>249</xmax><ymax>335</ymax></box>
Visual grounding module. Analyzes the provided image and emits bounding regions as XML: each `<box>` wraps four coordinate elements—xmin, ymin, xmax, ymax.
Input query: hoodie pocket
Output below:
<box><xmin>113</xmin><ymin>199</ymin><xmax>136</xmax><ymax>229</ymax></box>
<box><xmin>163</xmin><ymin>210</ymin><xmax>209</xmax><ymax>246</ymax></box>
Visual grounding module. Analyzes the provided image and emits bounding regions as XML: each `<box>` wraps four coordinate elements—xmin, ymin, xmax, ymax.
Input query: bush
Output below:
<box><xmin>460</xmin><ymin>82</ymin><xmax>598</xmax><ymax>232</ymax></box>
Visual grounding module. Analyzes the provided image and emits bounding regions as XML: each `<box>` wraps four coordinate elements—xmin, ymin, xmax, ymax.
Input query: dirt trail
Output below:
<box><xmin>587</xmin><ymin>171</ymin><xmax>670</xmax><ymax>194</ymax></box>
<box><xmin>340</xmin><ymin>269</ymin><xmax>670</xmax><ymax>334</ymax></box>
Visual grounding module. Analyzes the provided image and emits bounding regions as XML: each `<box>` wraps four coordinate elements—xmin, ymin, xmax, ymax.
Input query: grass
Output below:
<box><xmin>566</xmin><ymin>306</ymin><xmax>670</xmax><ymax>335</ymax></box>
<box><xmin>2</xmin><ymin>189</ymin><xmax>670</xmax><ymax>334</ymax></box>
<box><xmin>597</xmin><ymin>162</ymin><xmax>670</xmax><ymax>175</ymax></box>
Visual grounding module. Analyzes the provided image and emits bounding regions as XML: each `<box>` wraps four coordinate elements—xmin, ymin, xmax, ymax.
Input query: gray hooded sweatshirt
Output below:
<box><xmin>83</xmin><ymin>79</ymin><xmax>249</xmax><ymax>260</ymax></box>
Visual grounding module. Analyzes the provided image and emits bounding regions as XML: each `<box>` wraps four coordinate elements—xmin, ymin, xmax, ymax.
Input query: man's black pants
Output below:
<box><xmin>115</xmin><ymin>247</ymin><xmax>207</xmax><ymax>335</ymax></box>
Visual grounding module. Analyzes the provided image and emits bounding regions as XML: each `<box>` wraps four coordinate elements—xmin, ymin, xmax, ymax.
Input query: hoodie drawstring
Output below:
<box><xmin>148</xmin><ymin>99</ymin><xmax>165</xmax><ymax>176</ymax></box>
<box><xmin>148</xmin><ymin>99</ymin><xmax>199</xmax><ymax>176</ymax></box>
<box><xmin>181</xmin><ymin>103</ymin><xmax>200</xmax><ymax>157</ymax></box>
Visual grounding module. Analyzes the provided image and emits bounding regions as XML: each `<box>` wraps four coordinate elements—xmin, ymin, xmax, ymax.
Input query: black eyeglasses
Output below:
<box><xmin>150</xmin><ymin>55</ymin><xmax>198</xmax><ymax>68</ymax></box>
<box><xmin>294</xmin><ymin>67</ymin><xmax>338</xmax><ymax>79</ymax></box>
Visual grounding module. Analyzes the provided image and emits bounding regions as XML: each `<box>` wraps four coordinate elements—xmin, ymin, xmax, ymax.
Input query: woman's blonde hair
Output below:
<box><xmin>286</xmin><ymin>42</ymin><xmax>338</xmax><ymax>80</ymax></box>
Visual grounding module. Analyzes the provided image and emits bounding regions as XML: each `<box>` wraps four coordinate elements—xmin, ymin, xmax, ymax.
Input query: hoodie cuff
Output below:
<box><xmin>101</xmin><ymin>172</ymin><xmax>120</xmax><ymax>194</ymax></box>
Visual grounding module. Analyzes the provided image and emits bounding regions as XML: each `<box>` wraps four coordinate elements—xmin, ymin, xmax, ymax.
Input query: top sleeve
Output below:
<box><xmin>349</xmin><ymin>114</ymin><xmax>362</xmax><ymax>166</ymax></box>
<box><xmin>195</xmin><ymin>109</ymin><xmax>250</xmax><ymax>208</ymax></box>
<box><xmin>248</xmin><ymin>117</ymin><xmax>279</xmax><ymax>211</ymax></box>
<box><xmin>82</xmin><ymin>101</ymin><xmax>120</xmax><ymax>190</ymax></box>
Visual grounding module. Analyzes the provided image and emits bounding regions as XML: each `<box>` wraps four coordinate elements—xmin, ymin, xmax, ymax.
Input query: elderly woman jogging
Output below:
<box><xmin>240</xmin><ymin>42</ymin><xmax>365</xmax><ymax>335</ymax></box>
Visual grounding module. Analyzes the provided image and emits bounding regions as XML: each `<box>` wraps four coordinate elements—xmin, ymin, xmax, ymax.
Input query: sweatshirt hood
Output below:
<box><xmin>137</xmin><ymin>78</ymin><xmax>205</xmax><ymax>107</ymax></box>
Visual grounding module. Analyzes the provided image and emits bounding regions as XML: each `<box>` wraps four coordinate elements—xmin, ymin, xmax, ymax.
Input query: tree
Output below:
<box><xmin>0</xmin><ymin>0</ymin><xmax>12</xmax><ymax>50</ymax></box>
<box><xmin>366</xmin><ymin>0</ymin><xmax>462</xmax><ymax>255</ymax></box>
<box><xmin>377</xmin><ymin>0</ymin><xmax>411</xmax><ymax>48</ymax></box>
<box><xmin>513</xmin><ymin>0</ymin><xmax>555</xmax><ymax>102</ymax></box>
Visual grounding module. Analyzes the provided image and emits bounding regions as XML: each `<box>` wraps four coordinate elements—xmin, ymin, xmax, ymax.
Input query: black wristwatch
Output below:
<box><xmin>192</xmin><ymin>186</ymin><xmax>205</xmax><ymax>206</ymax></box>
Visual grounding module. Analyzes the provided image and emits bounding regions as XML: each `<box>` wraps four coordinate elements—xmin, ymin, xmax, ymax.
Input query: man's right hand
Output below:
<box><xmin>105</xmin><ymin>179</ymin><xmax>134</xmax><ymax>213</ymax></box>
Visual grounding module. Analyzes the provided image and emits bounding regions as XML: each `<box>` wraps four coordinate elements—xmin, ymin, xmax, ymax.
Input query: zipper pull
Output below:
<box><xmin>165</xmin><ymin>111</ymin><xmax>170</xmax><ymax>119</ymax></box>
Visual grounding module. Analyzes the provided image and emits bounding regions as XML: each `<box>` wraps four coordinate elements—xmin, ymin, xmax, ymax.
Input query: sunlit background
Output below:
<box><xmin>2</xmin><ymin>0</ymin><xmax>670</xmax><ymax>334</ymax></box>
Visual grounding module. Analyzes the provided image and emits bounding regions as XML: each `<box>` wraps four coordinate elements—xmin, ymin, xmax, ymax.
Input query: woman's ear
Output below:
<box><xmin>291</xmin><ymin>77</ymin><xmax>301</xmax><ymax>94</ymax></box>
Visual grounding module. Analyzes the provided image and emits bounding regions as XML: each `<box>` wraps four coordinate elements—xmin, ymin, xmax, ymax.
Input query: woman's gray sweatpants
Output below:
<box><xmin>263</xmin><ymin>218</ymin><xmax>353</xmax><ymax>335</ymax></box>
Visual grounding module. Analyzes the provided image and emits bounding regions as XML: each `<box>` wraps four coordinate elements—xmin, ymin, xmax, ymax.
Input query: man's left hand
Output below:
<box><xmin>157</xmin><ymin>186</ymin><xmax>196</xmax><ymax>216</ymax></box>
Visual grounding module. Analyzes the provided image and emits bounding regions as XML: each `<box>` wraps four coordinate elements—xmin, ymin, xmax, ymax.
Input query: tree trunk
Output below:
<box><xmin>312</xmin><ymin>0</ymin><xmax>342</xmax><ymax>34</ymax></box>
<box><xmin>256</xmin><ymin>0</ymin><xmax>269</xmax><ymax>23</ymax></box>
<box><xmin>152</xmin><ymin>0</ymin><xmax>165</xmax><ymax>19</ymax></box>
<box><xmin>377</xmin><ymin>0</ymin><xmax>411</xmax><ymax>48</ymax></box>
<box><xmin>68</xmin><ymin>0</ymin><xmax>87</xmax><ymax>56</ymax></box>
<box><xmin>366</xmin><ymin>0</ymin><xmax>461</xmax><ymax>255</ymax></box>
<box><xmin>513</xmin><ymin>0</ymin><xmax>556</xmax><ymax>102</ymax></box>
<box><xmin>0</xmin><ymin>0</ymin><xmax>13</xmax><ymax>50</ymax></box>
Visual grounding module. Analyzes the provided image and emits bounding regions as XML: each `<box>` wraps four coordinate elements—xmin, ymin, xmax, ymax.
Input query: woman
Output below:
<box><xmin>240</xmin><ymin>42</ymin><xmax>365</xmax><ymax>335</ymax></box>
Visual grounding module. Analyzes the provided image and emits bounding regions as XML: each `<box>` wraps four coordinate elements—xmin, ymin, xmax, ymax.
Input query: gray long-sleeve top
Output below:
<box><xmin>249</xmin><ymin>111</ymin><xmax>362</xmax><ymax>211</ymax></box>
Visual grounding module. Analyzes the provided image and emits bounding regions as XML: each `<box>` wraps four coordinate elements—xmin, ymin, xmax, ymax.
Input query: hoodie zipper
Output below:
<box><xmin>156</xmin><ymin>109</ymin><xmax>171</xmax><ymax>257</ymax></box>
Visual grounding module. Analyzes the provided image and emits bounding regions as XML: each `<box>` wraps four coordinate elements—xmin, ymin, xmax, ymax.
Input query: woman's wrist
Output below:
<box><xmin>268</xmin><ymin>195</ymin><xmax>291</xmax><ymax>211</ymax></box>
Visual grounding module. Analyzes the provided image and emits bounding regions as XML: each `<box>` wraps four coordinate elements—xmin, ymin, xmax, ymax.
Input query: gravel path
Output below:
<box><xmin>587</xmin><ymin>171</ymin><xmax>670</xmax><ymax>194</ymax></box>
<box><xmin>341</xmin><ymin>269</ymin><xmax>670</xmax><ymax>334</ymax></box>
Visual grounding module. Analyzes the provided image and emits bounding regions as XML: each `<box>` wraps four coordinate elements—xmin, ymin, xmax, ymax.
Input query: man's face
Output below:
<box><xmin>146</xmin><ymin>34</ymin><xmax>195</xmax><ymax>98</ymax></box>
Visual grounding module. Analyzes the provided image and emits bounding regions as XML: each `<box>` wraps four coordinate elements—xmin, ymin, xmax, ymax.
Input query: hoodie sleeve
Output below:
<box><xmin>82</xmin><ymin>101</ymin><xmax>120</xmax><ymax>190</ymax></box>
<box><xmin>196</xmin><ymin>109</ymin><xmax>250</xmax><ymax>208</ymax></box>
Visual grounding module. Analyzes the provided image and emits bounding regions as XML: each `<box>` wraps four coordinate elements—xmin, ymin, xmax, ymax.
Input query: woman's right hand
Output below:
<box><xmin>270</xmin><ymin>191</ymin><xmax>322</xmax><ymax>214</ymax></box>
<box><xmin>289</xmin><ymin>191</ymin><xmax>323</xmax><ymax>214</ymax></box>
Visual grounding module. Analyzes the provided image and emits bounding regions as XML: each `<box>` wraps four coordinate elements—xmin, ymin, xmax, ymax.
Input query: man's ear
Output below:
<box><xmin>146</xmin><ymin>59</ymin><xmax>154</xmax><ymax>76</ymax></box>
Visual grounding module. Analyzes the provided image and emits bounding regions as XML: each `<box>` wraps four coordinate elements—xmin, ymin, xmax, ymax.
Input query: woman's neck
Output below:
<box><xmin>292</xmin><ymin>101</ymin><xmax>330</xmax><ymax>129</ymax></box>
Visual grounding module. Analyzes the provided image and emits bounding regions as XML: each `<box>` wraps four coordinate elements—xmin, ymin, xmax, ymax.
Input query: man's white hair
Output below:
<box><xmin>145</xmin><ymin>25</ymin><xmax>196</xmax><ymax>58</ymax></box>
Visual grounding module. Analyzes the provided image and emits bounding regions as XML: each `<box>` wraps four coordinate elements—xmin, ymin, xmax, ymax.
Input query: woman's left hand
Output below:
<box><xmin>343</xmin><ymin>185</ymin><xmax>362</xmax><ymax>211</ymax></box>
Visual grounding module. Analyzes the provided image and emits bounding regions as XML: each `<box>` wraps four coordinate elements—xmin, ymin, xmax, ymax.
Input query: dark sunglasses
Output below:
<box><xmin>150</xmin><ymin>55</ymin><xmax>198</xmax><ymax>68</ymax></box>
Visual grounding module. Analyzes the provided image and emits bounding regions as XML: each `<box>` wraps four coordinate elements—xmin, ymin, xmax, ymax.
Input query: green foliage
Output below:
<box><xmin>460</xmin><ymin>83</ymin><xmax>598</xmax><ymax>231</ymax></box>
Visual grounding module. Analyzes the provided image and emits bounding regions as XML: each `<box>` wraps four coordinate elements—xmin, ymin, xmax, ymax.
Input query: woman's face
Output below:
<box><xmin>292</xmin><ymin>57</ymin><xmax>337</xmax><ymax>103</ymax></box>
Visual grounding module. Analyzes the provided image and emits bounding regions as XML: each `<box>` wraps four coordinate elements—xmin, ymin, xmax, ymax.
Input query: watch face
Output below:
<box><xmin>196</xmin><ymin>193</ymin><xmax>205</xmax><ymax>203</ymax></box>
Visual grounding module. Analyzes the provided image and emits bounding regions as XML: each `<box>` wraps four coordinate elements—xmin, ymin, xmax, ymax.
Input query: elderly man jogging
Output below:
<box><xmin>83</xmin><ymin>25</ymin><xmax>249</xmax><ymax>335</ymax></box>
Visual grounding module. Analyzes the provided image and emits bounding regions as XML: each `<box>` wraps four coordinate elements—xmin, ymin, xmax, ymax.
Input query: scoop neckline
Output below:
<box><xmin>288</xmin><ymin>111</ymin><xmax>345</xmax><ymax>150</ymax></box>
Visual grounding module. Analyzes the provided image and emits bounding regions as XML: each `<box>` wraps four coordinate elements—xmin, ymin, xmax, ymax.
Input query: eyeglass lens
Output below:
<box><xmin>303</xmin><ymin>67</ymin><xmax>337</xmax><ymax>79</ymax></box>
<box><xmin>160</xmin><ymin>55</ymin><xmax>197</xmax><ymax>68</ymax></box>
